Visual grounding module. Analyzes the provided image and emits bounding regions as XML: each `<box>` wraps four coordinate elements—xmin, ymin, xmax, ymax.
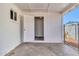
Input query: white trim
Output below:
<box><xmin>62</xmin><ymin>3</ymin><xmax>79</xmax><ymax>15</ymax></box>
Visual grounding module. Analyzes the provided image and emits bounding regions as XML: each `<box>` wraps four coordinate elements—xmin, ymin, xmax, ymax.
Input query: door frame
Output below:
<box><xmin>20</xmin><ymin>15</ymin><xmax>24</xmax><ymax>43</ymax></box>
<box><xmin>34</xmin><ymin>16</ymin><xmax>44</xmax><ymax>40</ymax></box>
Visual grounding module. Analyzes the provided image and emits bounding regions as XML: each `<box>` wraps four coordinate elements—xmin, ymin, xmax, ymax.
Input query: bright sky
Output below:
<box><xmin>64</xmin><ymin>6</ymin><xmax>79</xmax><ymax>24</ymax></box>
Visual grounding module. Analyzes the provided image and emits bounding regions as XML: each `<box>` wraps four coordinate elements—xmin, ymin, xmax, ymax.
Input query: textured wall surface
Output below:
<box><xmin>24</xmin><ymin>12</ymin><xmax>63</xmax><ymax>43</ymax></box>
<box><xmin>0</xmin><ymin>4</ymin><xmax>22</xmax><ymax>55</ymax></box>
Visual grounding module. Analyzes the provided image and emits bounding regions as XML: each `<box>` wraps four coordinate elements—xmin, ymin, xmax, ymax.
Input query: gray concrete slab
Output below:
<box><xmin>5</xmin><ymin>43</ymin><xmax>79</xmax><ymax>56</ymax></box>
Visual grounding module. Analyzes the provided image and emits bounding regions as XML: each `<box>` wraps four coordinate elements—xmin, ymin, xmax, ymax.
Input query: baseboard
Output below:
<box><xmin>23</xmin><ymin>41</ymin><xmax>64</xmax><ymax>44</ymax></box>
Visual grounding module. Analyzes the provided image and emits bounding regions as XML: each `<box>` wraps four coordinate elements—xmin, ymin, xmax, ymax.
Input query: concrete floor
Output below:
<box><xmin>6</xmin><ymin>43</ymin><xmax>79</xmax><ymax>56</ymax></box>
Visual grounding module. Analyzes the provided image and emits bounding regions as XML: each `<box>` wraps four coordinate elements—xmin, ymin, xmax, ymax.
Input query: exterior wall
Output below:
<box><xmin>65</xmin><ymin>24</ymin><xmax>78</xmax><ymax>41</ymax></box>
<box><xmin>23</xmin><ymin>12</ymin><xmax>63</xmax><ymax>43</ymax></box>
<box><xmin>0</xmin><ymin>3</ymin><xmax>22</xmax><ymax>55</ymax></box>
<box><xmin>77</xmin><ymin>24</ymin><xmax>79</xmax><ymax>43</ymax></box>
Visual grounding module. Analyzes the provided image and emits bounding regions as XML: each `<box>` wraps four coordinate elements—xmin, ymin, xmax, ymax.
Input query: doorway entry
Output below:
<box><xmin>34</xmin><ymin>16</ymin><xmax>44</xmax><ymax>40</ymax></box>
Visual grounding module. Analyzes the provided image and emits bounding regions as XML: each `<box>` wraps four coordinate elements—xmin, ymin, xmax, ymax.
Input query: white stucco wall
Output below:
<box><xmin>0</xmin><ymin>3</ymin><xmax>22</xmax><ymax>55</ymax></box>
<box><xmin>24</xmin><ymin>12</ymin><xmax>63</xmax><ymax>43</ymax></box>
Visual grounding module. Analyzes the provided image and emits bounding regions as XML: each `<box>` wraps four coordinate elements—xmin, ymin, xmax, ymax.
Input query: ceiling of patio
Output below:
<box><xmin>15</xmin><ymin>3</ymin><xmax>76</xmax><ymax>13</ymax></box>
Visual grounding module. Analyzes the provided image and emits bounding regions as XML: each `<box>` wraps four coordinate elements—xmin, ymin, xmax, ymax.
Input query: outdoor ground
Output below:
<box><xmin>6</xmin><ymin>43</ymin><xmax>79</xmax><ymax>56</ymax></box>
